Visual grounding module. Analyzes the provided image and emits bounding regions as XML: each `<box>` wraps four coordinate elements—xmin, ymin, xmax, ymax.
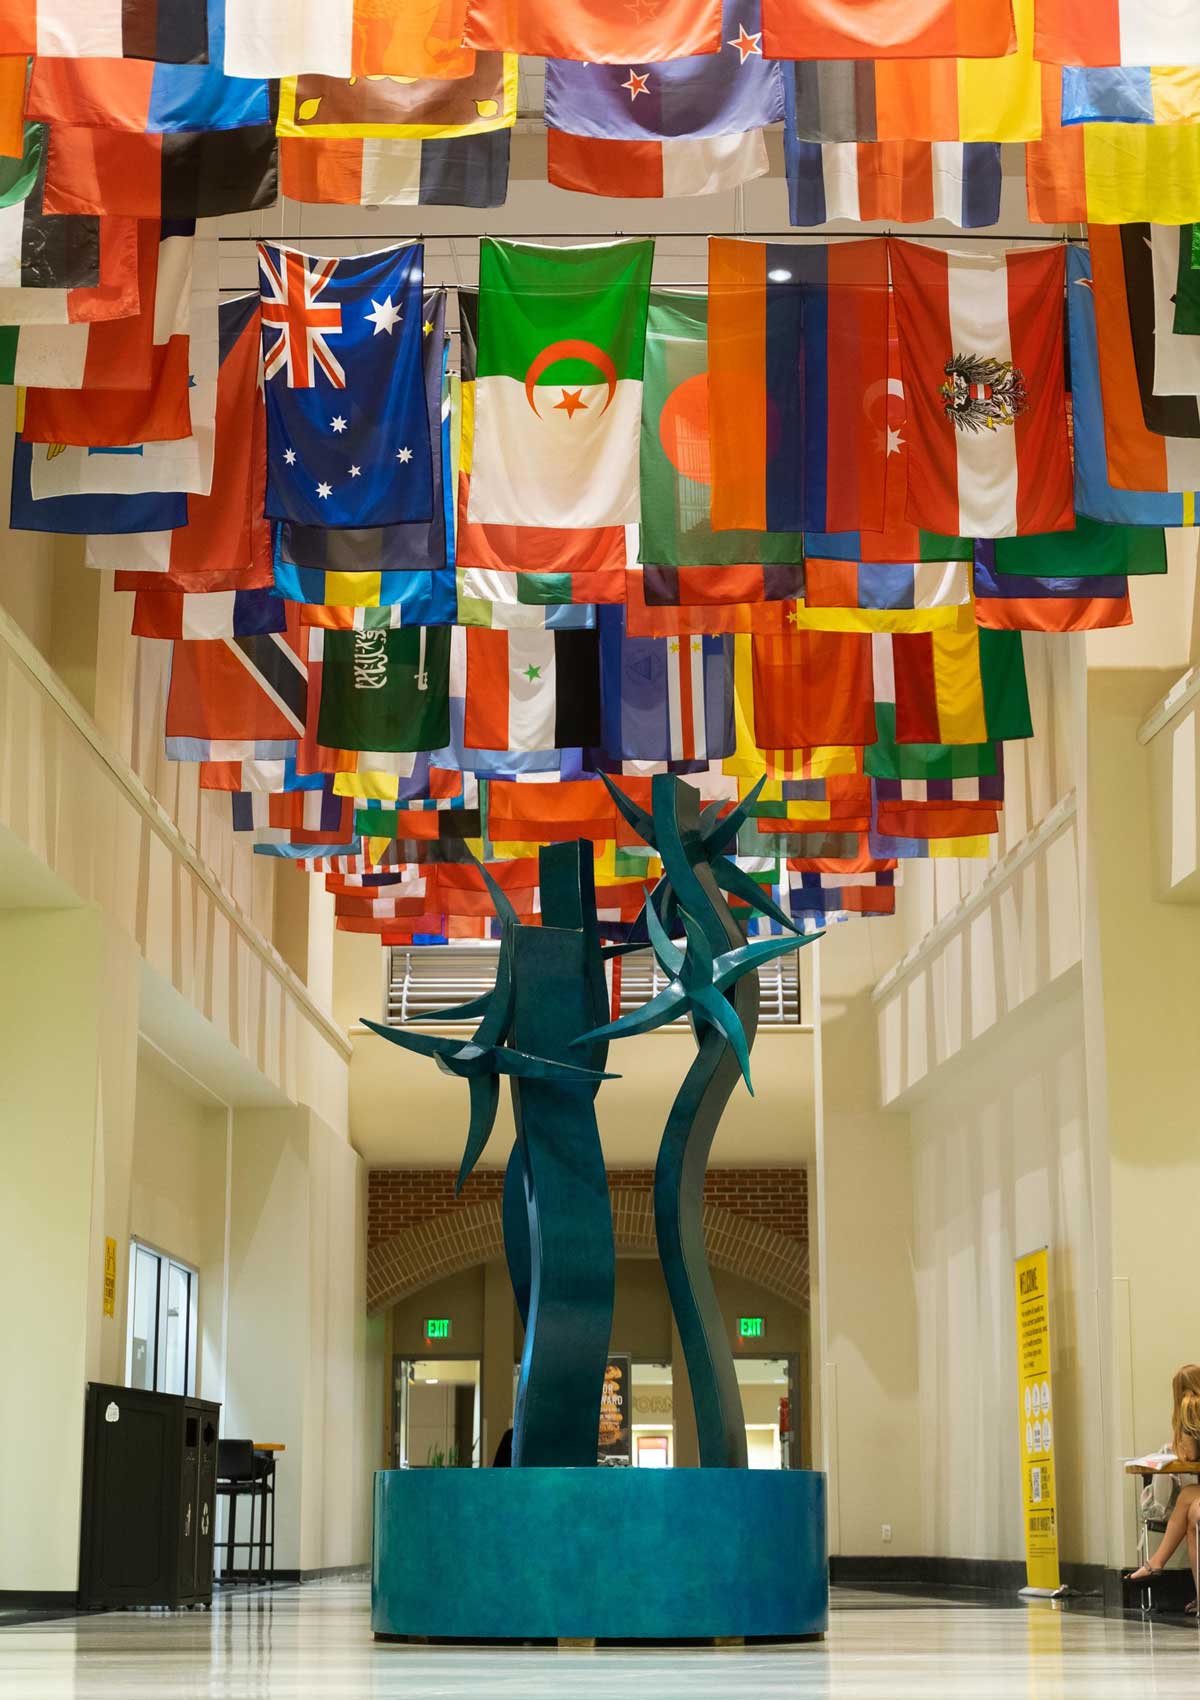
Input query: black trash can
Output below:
<box><xmin>79</xmin><ymin>1383</ymin><xmax>221</xmax><ymax>1609</ymax></box>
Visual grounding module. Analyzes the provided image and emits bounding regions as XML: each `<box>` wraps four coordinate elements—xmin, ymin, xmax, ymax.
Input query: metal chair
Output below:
<box><xmin>214</xmin><ymin>1440</ymin><xmax>274</xmax><ymax>1584</ymax></box>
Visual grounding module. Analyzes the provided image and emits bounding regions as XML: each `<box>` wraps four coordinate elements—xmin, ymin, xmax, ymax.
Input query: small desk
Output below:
<box><xmin>1124</xmin><ymin>1461</ymin><xmax>1199</xmax><ymax>1476</ymax></box>
<box><xmin>253</xmin><ymin>1443</ymin><xmax>286</xmax><ymax>1453</ymax></box>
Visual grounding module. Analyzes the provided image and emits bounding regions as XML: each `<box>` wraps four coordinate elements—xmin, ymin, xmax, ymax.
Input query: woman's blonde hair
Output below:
<box><xmin>1172</xmin><ymin>1364</ymin><xmax>1200</xmax><ymax>1452</ymax></box>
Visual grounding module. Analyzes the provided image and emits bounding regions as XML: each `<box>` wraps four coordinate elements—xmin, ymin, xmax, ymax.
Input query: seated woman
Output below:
<box><xmin>1129</xmin><ymin>1364</ymin><xmax>1200</xmax><ymax>1611</ymax></box>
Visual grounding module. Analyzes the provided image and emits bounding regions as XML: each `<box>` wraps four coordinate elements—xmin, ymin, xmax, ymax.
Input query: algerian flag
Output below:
<box><xmin>468</xmin><ymin>236</ymin><xmax>653</xmax><ymax>529</ymax></box>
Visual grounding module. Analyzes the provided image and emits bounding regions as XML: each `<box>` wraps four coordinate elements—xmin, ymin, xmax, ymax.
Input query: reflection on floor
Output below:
<box><xmin>0</xmin><ymin>1580</ymin><xmax>1196</xmax><ymax>1698</ymax></box>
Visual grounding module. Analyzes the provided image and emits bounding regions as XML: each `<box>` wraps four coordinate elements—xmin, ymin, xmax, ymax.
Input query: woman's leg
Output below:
<box><xmin>1132</xmin><ymin>1484</ymin><xmax>1200</xmax><ymax>1576</ymax></box>
<box><xmin>1186</xmin><ymin>1498</ymin><xmax>1200</xmax><ymax>1609</ymax></box>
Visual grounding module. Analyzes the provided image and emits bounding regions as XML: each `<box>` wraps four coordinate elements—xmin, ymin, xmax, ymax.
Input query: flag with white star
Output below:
<box><xmin>257</xmin><ymin>239</ymin><xmax>432</xmax><ymax>528</ymax></box>
<box><xmin>544</xmin><ymin>0</ymin><xmax>782</xmax><ymax>141</ymax></box>
<box><xmin>597</xmin><ymin>604</ymin><xmax>735</xmax><ymax>763</ymax></box>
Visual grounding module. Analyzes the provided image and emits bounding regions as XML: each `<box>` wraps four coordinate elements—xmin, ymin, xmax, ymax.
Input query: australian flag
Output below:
<box><xmin>258</xmin><ymin>240</ymin><xmax>433</xmax><ymax>529</ymax></box>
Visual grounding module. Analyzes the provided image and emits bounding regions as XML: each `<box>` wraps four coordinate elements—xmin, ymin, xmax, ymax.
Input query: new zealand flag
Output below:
<box><xmin>258</xmin><ymin>240</ymin><xmax>433</xmax><ymax>529</ymax></box>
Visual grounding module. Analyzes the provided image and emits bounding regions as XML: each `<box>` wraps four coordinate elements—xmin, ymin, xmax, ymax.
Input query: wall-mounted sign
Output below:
<box><xmin>424</xmin><ymin>1317</ymin><xmax>452</xmax><ymax>1343</ymax></box>
<box><xmin>738</xmin><ymin>1316</ymin><xmax>766</xmax><ymax>1341</ymax></box>
<box><xmin>598</xmin><ymin>1356</ymin><xmax>632</xmax><ymax>1466</ymax></box>
<box><xmin>103</xmin><ymin>1238</ymin><xmax>117</xmax><ymax>1318</ymax></box>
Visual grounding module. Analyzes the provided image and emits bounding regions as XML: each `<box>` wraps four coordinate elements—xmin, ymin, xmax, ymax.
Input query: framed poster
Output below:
<box><xmin>598</xmin><ymin>1355</ymin><xmax>633</xmax><ymax>1466</ymax></box>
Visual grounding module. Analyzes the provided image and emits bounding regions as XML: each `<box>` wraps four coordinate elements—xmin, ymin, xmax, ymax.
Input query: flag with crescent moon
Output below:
<box><xmin>467</xmin><ymin>237</ymin><xmax>654</xmax><ymax>529</ymax></box>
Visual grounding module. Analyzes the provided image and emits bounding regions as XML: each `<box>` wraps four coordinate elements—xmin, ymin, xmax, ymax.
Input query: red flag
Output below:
<box><xmin>763</xmin><ymin>0</ymin><xmax>1015</xmax><ymax>58</ymax></box>
<box><xmin>752</xmin><ymin>631</ymin><xmax>876</xmax><ymax>748</ymax></box>
<box><xmin>888</xmin><ymin>239</ymin><xmax>1072</xmax><ymax>538</ymax></box>
<box><xmin>463</xmin><ymin>0</ymin><xmax>721</xmax><ymax>60</ymax></box>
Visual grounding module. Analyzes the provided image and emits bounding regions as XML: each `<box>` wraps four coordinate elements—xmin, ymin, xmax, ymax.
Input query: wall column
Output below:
<box><xmin>482</xmin><ymin>1257</ymin><xmax>514</xmax><ymax>1466</ymax></box>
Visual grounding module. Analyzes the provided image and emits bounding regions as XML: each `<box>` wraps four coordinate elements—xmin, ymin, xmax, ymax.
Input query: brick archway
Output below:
<box><xmin>366</xmin><ymin>1187</ymin><xmax>808</xmax><ymax>1314</ymax></box>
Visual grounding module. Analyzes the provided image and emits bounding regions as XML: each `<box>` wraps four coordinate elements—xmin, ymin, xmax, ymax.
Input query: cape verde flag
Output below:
<box><xmin>258</xmin><ymin>240</ymin><xmax>432</xmax><ymax>528</ymax></box>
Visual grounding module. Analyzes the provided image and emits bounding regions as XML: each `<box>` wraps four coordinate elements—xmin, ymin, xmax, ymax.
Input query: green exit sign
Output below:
<box><xmin>738</xmin><ymin>1316</ymin><xmax>766</xmax><ymax>1340</ymax></box>
<box><xmin>424</xmin><ymin>1318</ymin><xmax>452</xmax><ymax>1342</ymax></box>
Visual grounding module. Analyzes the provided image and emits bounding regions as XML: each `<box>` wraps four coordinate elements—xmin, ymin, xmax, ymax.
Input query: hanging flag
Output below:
<box><xmin>641</xmin><ymin>563</ymin><xmax>804</xmax><ymax>605</ymax></box>
<box><xmin>972</xmin><ymin>545</ymin><xmax>1131</xmax><ymax>631</ymax></box>
<box><xmin>1034</xmin><ymin>3</ymin><xmax>1200</xmax><ymax>66</ymax></box>
<box><xmin>1115</xmin><ymin>223</ymin><xmax>1200</xmax><ymax>432</ymax></box>
<box><xmin>752</xmin><ymin>630</ymin><xmax>877</xmax><ymax>749</ymax></box>
<box><xmin>10</xmin><ymin>435</ymin><xmax>187</xmax><ymax>533</ymax></box>
<box><xmin>993</xmin><ymin>514</ymin><xmax>1167</xmax><ymax>578</ymax></box>
<box><xmin>709</xmin><ymin>236</ymin><xmax>889</xmax><ymax>535</ymax></box>
<box><xmin>274</xmin><ymin>288</ymin><xmax>449</xmax><ymax>585</ymax></box>
<box><xmin>462</xmin><ymin>628</ymin><xmax>601</xmax><ymax>752</ymax></box>
<box><xmin>315</xmin><ymin>626</ymin><xmax>452</xmax><ymax>754</ymax></box>
<box><xmin>3</xmin><ymin>0</ymin><xmax>209</xmax><ymax>60</ymax></box>
<box><xmin>132</xmin><ymin>586</ymin><xmax>285</xmax><ymax>640</ymax></box>
<box><xmin>547</xmin><ymin>128</ymin><xmax>768</xmax><ymax>199</ymax></box>
<box><xmin>165</xmin><ymin>623</ymin><xmax>309</xmax><ymax>763</ymax></box>
<box><xmin>25</xmin><ymin>0</ymin><xmax>270</xmax><ymax>133</ymax></box>
<box><xmin>888</xmin><ymin>239</ymin><xmax>1072</xmax><ymax>538</ymax></box>
<box><xmin>640</xmin><ymin>292</ymin><xmax>803</xmax><ymax>570</ymax></box>
<box><xmin>1144</xmin><ymin>226</ymin><xmax>1200</xmax><ymax>400</ymax></box>
<box><xmin>275</xmin><ymin>559</ymin><xmax>456</xmax><ymax>623</ymax></box>
<box><xmin>42</xmin><ymin>121</ymin><xmax>278</xmax><ymax>219</ymax></box>
<box><xmin>624</xmin><ymin>567</ymin><xmax>787</xmax><ymax>636</ymax></box>
<box><xmin>463</xmin><ymin>0</ymin><xmax>722</xmax><ymax>60</ymax></box>
<box><xmin>456</xmin><ymin>287</ymin><xmax>628</xmax><ymax>571</ymax></box>
<box><xmin>88</xmin><ymin>294</ymin><xmax>268</xmax><ymax>581</ymax></box>
<box><xmin>785</xmin><ymin>0</ymin><xmax>1038</xmax><ymax>143</ymax></box>
<box><xmin>281</xmin><ymin>131</ymin><xmax>509</xmax><ymax>209</ymax></box>
<box><xmin>797</xmin><ymin>559</ymin><xmax>971</xmax><ymax>631</ymax></box>
<box><xmin>222</xmin><ymin>0</ymin><xmax>476</xmax><ymax>78</ymax></box>
<box><xmin>891</xmin><ymin>619</ymin><xmax>1032</xmax><ymax>745</ymax></box>
<box><xmin>258</xmin><ymin>240</ymin><xmax>431</xmax><ymax>527</ymax></box>
<box><xmin>1026</xmin><ymin>83</ymin><xmax>1200</xmax><ymax>224</ymax></box>
<box><xmin>455</xmin><ymin>568</ymin><xmax>606</xmax><ymax>630</ymax></box>
<box><xmin>544</xmin><ymin>0</ymin><xmax>783</xmax><ymax>141</ymax></box>
<box><xmin>23</xmin><ymin>222</ymin><xmax>197</xmax><ymax>453</ymax></box>
<box><xmin>1</xmin><ymin>57</ymin><xmax>26</xmax><ymax>158</ymax></box>
<box><xmin>597</xmin><ymin>605</ymin><xmax>735</xmax><ymax>764</ymax></box>
<box><xmin>278</xmin><ymin>55</ymin><xmax>516</xmax><ymax>138</ymax></box>
<box><xmin>1066</xmin><ymin>245</ymin><xmax>1197</xmax><ymax>524</ymax></box>
<box><xmin>0</xmin><ymin>124</ymin><xmax>99</xmax><ymax>290</ymax></box>
<box><xmin>762</xmin><ymin>0</ymin><xmax>1015</xmax><ymax>59</ymax></box>
<box><xmin>297</xmin><ymin>592</ymin><xmax>459</xmax><ymax>633</ymax></box>
<box><xmin>1088</xmin><ymin>223</ymin><xmax>1200</xmax><ymax>496</ymax></box>
<box><xmin>785</xmin><ymin>138</ymin><xmax>1001</xmax><ymax>227</ymax></box>
<box><xmin>1061</xmin><ymin>66</ymin><xmax>1200</xmax><ymax>126</ymax></box>
<box><xmin>1174</xmin><ymin>227</ymin><xmax>1200</xmax><ymax>334</ymax></box>
<box><xmin>468</xmin><ymin>237</ymin><xmax>653</xmax><ymax>529</ymax></box>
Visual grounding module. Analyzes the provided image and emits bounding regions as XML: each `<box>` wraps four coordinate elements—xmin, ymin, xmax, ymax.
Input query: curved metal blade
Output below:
<box><xmin>711</xmin><ymin>855</ymin><xmax>799</xmax><ymax>934</ymax></box>
<box><xmin>702</xmin><ymin>775</ymin><xmax>769</xmax><ymax>859</ymax></box>
<box><xmin>599</xmin><ymin>771</ymin><xmax>657</xmax><ymax>850</ymax></box>
<box><xmin>455</xmin><ymin>1073</ymin><xmax>502</xmax><ymax>1194</ymax></box>
<box><xmin>713</xmin><ymin>930</ymin><xmax>821</xmax><ymax>996</ymax></box>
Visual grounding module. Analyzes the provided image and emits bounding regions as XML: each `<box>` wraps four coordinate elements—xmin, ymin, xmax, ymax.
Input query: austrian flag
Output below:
<box><xmin>257</xmin><ymin>240</ymin><xmax>433</xmax><ymax>529</ymax></box>
<box><xmin>887</xmin><ymin>240</ymin><xmax>1073</xmax><ymax>538</ymax></box>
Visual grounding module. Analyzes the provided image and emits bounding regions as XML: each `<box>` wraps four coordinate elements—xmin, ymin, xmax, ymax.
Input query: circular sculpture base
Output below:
<box><xmin>372</xmin><ymin>1466</ymin><xmax>827</xmax><ymax>1644</ymax></box>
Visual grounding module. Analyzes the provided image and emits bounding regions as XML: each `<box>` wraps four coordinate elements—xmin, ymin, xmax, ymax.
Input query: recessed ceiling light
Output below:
<box><xmin>768</xmin><ymin>267</ymin><xmax>792</xmax><ymax>282</ymax></box>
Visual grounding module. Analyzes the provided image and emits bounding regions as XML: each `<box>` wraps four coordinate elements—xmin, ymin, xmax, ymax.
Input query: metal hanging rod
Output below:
<box><xmin>216</xmin><ymin>229</ymin><xmax>1083</xmax><ymax>244</ymax></box>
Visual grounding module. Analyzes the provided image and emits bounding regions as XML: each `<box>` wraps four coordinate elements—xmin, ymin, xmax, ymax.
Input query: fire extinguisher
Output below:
<box><xmin>779</xmin><ymin>1395</ymin><xmax>791</xmax><ymax>1469</ymax></box>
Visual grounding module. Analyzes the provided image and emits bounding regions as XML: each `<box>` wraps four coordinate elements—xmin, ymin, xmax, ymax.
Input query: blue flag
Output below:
<box><xmin>543</xmin><ymin>0</ymin><xmax>782</xmax><ymax>142</ymax></box>
<box><xmin>258</xmin><ymin>240</ymin><xmax>432</xmax><ymax>528</ymax></box>
<box><xmin>1067</xmin><ymin>245</ymin><xmax>1197</xmax><ymax>526</ymax></box>
<box><xmin>9</xmin><ymin>438</ymin><xmax>187</xmax><ymax>535</ymax></box>
<box><xmin>596</xmin><ymin>604</ymin><xmax>735</xmax><ymax>764</ymax></box>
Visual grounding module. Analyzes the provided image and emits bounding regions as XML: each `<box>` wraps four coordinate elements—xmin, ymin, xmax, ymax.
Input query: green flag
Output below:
<box><xmin>316</xmin><ymin>627</ymin><xmax>451</xmax><ymax>754</ymax></box>
<box><xmin>1179</xmin><ymin>224</ymin><xmax>1200</xmax><ymax>333</ymax></box>
<box><xmin>468</xmin><ymin>236</ymin><xmax>653</xmax><ymax>529</ymax></box>
<box><xmin>993</xmin><ymin>514</ymin><xmax>1167</xmax><ymax>578</ymax></box>
<box><xmin>640</xmin><ymin>292</ymin><xmax>804</xmax><ymax>570</ymax></box>
<box><xmin>867</xmin><ymin>703</ymin><xmax>998</xmax><ymax>781</ymax></box>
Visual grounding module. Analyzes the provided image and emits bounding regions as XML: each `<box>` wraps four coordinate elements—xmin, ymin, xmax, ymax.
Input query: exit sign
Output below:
<box><xmin>424</xmin><ymin>1318</ymin><xmax>452</xmax><ymax>1342</ymax></box>
<box><xmin>738</xmin><ymin>1316</ymin><xmax>766</xmax><ymax>1341</ymax></box>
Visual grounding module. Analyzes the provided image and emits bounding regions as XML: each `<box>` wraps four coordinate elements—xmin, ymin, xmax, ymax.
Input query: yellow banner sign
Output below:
<box><xmin>103</xmin><ymin>1237</ymin><xmax>117</xmax><ymax>1319</ymax></box>
<box><xmin>1014</xmin><ymin>1247</ymin><xmax>1060</xmax><ymax>1593</ymax></box>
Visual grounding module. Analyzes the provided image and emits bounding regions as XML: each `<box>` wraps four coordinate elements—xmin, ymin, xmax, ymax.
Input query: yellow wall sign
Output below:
<box><xmin>103</xmin><ymin>1237</ymin><xmax>117</xmax><ymax>1319</ymax></box>
<box><xmin>1014</xmin><ymin>1247</ymin><xmax>1060</xmax><ymax>1593</ymax></box>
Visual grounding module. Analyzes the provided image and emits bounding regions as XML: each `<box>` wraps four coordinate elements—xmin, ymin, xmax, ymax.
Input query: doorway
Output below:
<box><xmin>393</xmin><ymin>1358</ymin><xmax>481</xmax><ymax>1467</ymax></box>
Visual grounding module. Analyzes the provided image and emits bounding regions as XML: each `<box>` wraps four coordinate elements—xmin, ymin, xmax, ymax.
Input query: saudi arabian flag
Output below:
<box><xmin>316</xmin><ymin>626</ymin><xmax>452</xmax><ymax>755</ymax></box>
<box><xmin>468</xmin><ymin>236</ymin><xmax>654</xmax><ymax>529</ymax></box>
<box><xmin>640</xmin><ymin>293</ymin><xmax>804</xmax><ymax>570</ymax></box>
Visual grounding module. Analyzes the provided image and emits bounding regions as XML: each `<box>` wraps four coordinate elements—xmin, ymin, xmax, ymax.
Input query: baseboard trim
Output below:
<box><xmin>829</xmin><ymin>1556</ymin><xmax>1107</xmax><ymax>1600</ymax></box>
<box><xmin>301</xmin><ymin>1564</ymin><xmax>370</xmax><ymax>1584</ymax></box>
<box><xmin>0</xmin><ymin>1590</ymin><xmax>78</xmax><ymax>1609</ymax></box>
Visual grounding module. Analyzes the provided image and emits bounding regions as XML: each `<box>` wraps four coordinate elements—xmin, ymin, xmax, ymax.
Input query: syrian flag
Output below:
<box><xmin>462</xmin><ymin>627</ymin><xmax>601</xmax><ymax>752</ymax></box>
<box><xmin>888</xmin><ymin>239</ymin><xmax>1073</xmax><ymax>538</ymax></box>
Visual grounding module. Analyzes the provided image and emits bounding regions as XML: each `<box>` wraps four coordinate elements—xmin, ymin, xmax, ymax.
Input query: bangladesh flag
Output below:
<box><xmin>315</xmin><ymin>626</ymin><xmax>451</xmax><ymax>754</ymax></box>
<box><xmin>467</xmin><ymin>236</ymin><xmax>653</xmax><ymax>529</ymax></box>
<box><xmin>640</xmin><ymin>292</ymin><xmax>804</xmax><ymax>570</ymax></box>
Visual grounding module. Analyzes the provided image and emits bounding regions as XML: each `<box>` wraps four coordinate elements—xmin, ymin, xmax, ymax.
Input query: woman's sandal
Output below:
<box><xmin>1123</xmin><ymin>1566</ymin><xmax>1166</xmax><ymax>1588</ymax></box>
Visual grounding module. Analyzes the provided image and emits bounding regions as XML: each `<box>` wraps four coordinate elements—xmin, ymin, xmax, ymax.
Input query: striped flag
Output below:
<box><xmin>889</xmin><ymin>619</ymin><xmax>1032</xmax><ymax>745</ymax></box>
<box><xmin>274</xmin><ymin>558</ymin><xmax>457</xmax><ymax>625</ymax></box>
<box><xmin>785</xmin><ymin>138</ymin><xmax>1001</xmax><ymax>228</ymax></box>
<box><xmin>887</xmin><ymin>239</ymin><xmax>1073</xmax><ymax>537</ymax></box>
<box><xmin>132</xmin><ymin>586</ymin><xmax>285</xmax><ymax>639</ymax></box>
<box><xmin>1035</xmin><ymin>1</ymin><xmax>1200</xmax><ymax>64</ymax></box>
<box><xmin>794</xmin><ymin>559</ymin><xmax>971</xmax><ymax>632</ymax></box>
<box><xmin>462</xmin><ymin>627</ymin><xmax>601</xmax><ymax>753</ymax></box>
<box><xmin>547</xmin><ymin>128</ymin><xmax>768</xmax><ymax>199</ymax></box>
<box><xmin>1061</xmin><ymin>66</ymin><xmax>1200</xmax><ymax>126</ymax></box>
<box><xmin>4</xmin><ymin>0</ymin><xmax>209</xmax><ymax>59</ymax></box>
<box><xmin>597</xmin><ymin>605</ymin><xmax>735</xmax><ymax>763</ymax></box>
<box><xmin>972</xmin><ymin>546</ymin><xmax>1132</xmax><ymax>632</ymax></box>
<box><xmin>281</xmin><ymin>132</ymin><xmax>509</xmax><ymax>208</ymax></box>
<box><xmin>454</xmin><ymin>568</ymin><xmax>605</xmax><ymax>630</ymax></box>
<box><xmin>640</xmin><ymin>563</ymin><xmax>805</xmax><ymax>608</ymax></box>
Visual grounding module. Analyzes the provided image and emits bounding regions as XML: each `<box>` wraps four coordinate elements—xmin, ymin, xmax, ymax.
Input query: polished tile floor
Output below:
<box><xmin>0</xmin><ymin>1581</ymin><xmax>1196</xmax><ymax>1699</ymax></box>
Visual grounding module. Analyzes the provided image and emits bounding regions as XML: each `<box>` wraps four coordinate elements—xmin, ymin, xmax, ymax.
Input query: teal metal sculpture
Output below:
<box><xmin>365</xmin><ymin>840</ymin><xmax>616</xmax><ymax>1468</ymax></box>
<box><xmin>578</xmin><ymin>774</ymin><xmax>821</xmax><ymax>1468</ymax></box>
